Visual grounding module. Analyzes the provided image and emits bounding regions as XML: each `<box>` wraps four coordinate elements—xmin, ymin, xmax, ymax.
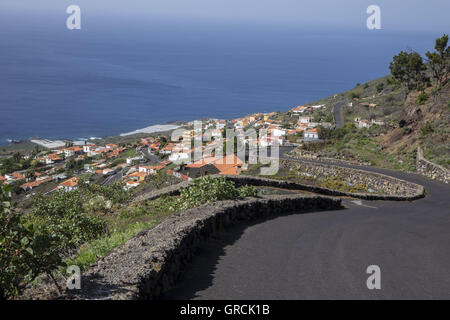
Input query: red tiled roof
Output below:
<box><xmin>59</xmin><ymin>177</ymin><xmax>79</xmax><ymax>188</ymax></box>
<box><xmin>12</xmin><ymin>172</ymin><xmax>25</xmax><ymax>180</ymax></box>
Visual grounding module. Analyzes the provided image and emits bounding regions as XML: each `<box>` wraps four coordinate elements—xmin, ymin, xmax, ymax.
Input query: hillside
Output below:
<box><xmin>286</xmin><ymin>74</ymin><xmax>450</xmax><ymax>171</ymax></box>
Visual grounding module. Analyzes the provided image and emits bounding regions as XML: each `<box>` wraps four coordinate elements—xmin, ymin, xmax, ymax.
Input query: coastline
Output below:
<box><xmin>0</xmin><ymin>122</ymin><xmax>187</xmax><ymax>151</ymax></box>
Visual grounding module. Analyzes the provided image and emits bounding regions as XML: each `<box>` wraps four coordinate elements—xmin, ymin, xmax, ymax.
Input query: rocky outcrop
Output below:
<box><xmin>417</xmin><ymin>147</ymin><xmax>450</xmax><ymax>184</ymax></box>
<box><xmin>66</xmin><ymin>194</ymin><xmax>342</xmax><ymax>300</ymax></box>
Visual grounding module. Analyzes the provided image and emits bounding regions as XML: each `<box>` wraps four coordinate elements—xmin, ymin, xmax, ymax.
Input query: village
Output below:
<box><xmin>0</xmin><ymin>103</ymin><xmax>384</xmax><ymax>196</ymax></box>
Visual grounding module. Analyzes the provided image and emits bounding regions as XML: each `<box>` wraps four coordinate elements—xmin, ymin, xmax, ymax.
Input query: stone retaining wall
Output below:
<box><xmin>416</xmin><ymin>147</ymin><xmax>450</xmax><ymax>184</ymax></box>
<box><xmin>133</xmin><ymin>164</ymin><xmax>424</xmax><ymax>203</ymax></box>
<box><xmin>68</xmin><ymin>194</ymin><xmax>342</xmax><ymax>300</ymax></box>
<box><xmin>285</xmin><ymin>149</ymin><xmax>371</xmax><ymax>166</ymax></box>
<box><xmin>278</xmin><ymin>159</ymin><xmax>424</xmax><ymax>199</ymax></box>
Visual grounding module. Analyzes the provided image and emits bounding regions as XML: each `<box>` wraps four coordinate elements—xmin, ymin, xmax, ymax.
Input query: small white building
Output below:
<box><xmin>304</xmin><ymin>128</ymin><xmax>319</xmax><ymax>141</ymax></box>
<box><xmin>298</xmin><ymin>116</ymin><xmax>312</xmax><ymax>125</ymax></box>
<box><xmin>215</xmin><ymin>120</ymin><xmax>227</xmax><ymax>130</ymax></box>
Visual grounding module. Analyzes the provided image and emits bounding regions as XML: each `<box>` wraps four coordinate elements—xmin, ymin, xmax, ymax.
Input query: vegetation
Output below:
<box><xmin>389</xmin><ymin>51</ymin><xmax>428</xmax><ymax>92</ymax></box>
<box><xmin>425</xmin><ymin>34</ymin><xmax>450</xmax><ymax>87</ymax></box>
<box><xmin>177</xmin><ymin>176</ymin><xmax>258</xmax><ymax>210</ymax></box>
<box><xmin>0</xmin><ymin>153</ymin><xmax>35</xmax><ymax>175</ymax></box>
<box><xmin>416</xmin><ymin>92</ymin><xmax>429</xmax><ymax>105</ymax></box>
<box><xmin>0</xmin><ymin>185</ymin><xmax>35</xmax><ymax>299</ymax></box>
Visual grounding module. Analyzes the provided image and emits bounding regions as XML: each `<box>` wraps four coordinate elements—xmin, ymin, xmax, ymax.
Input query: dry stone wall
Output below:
<box><xmin>416</xmin><ymin>147</ymin><xmax>449</xmax><ymax>184</ymax></box>
<box><xmin>67</xmin><ymin>194</ymin><xmax>342</xmax><ymax>300</ymax></box>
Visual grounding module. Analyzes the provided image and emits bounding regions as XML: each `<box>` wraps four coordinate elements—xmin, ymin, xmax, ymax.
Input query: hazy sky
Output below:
<box><xmin>1</xmin><ymin>0</ymin><xmax>449</xmax><ymax>33</ymax></box>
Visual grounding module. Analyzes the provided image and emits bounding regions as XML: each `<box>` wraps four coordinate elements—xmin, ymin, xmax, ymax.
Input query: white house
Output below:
<box><xmin>298</xmin><ymin>116</ymin><xmax>312</xmax><ymax>125</ymax></box>
<box><xmin>304</xmin><ymin>128</ymin><xmax>319</xmax><ymax>141</ymax></box>
<box><xmin>215</xmin><ymin>120</ymin><xmax>227</xmax><ymax>130</ymax></box>
<box><xmin>83</xmin><ymin>145</ymin><xmax>96</xmax><ymax>153</ymax></box>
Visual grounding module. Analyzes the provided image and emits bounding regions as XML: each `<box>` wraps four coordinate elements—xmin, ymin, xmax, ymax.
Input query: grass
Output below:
<box><xmin>66</xmin><ymin>220</ymin><xmax>156</xmax><ymax>271</ymax></box>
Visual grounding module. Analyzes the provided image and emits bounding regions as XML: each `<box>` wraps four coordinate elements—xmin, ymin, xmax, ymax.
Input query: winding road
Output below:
<box><xmin>164</xmin><ymin>148</ymin><xmax>450</xmax><ymax>299</ymax></box>
<box><xmin>333</xmin><ymin>101</ymin><xmax>345</xmax><ymax>128</ymax></box>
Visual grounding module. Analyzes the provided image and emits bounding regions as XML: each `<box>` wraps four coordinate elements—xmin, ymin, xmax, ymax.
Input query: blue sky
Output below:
<box><xmin>1</xmin><ymin>0</ymin><xmax>449</xmax><ymax>33</ymax></box>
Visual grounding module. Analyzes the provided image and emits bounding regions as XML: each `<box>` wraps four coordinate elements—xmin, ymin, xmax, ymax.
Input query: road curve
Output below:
<box><xmin>163</xmin><ymin>151</ymin><xmax>450</xmax><ymax>299</ymax></box>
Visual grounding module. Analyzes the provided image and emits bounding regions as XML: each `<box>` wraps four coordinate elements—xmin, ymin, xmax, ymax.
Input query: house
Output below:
<box><xmin>148</xmin><ymin>142</ymin><xmax>161</xmax><ymax>151</ymax></box>
<box><xmin>354</xmin><ymin>117</ymin><xmax>371</xmax><ymax>128</ymax></box>
<box><xmin>268</xmin><ymin>125</ymin><xmax>286</xmax><ymax>137</ymax></box>
<box><xmin>258</xmin><ymin>135</ymin><xmax>284</xmax><ymax>147</ymax></box>
<box><xmin>292</xmin><ymin>106</ymin><xmax>307</xmax><ymax>113</ymax></box>
<box><xmin>215</xmin><ymin>120</ymin><xmax>227</xmax><ymax>130</ymax></box>
<box><xmin>5</xmin><ymin>172</ymin><xmax>25</xmax><ymax>181</ymax></box>
<box><xmin>182</xmin><ymin>154</ymin><xmax>243</xmax><ymax>178</ymax></box>
<box><xmin>46</xmin><ymin>153</ymin><xmax>62</xmax><ymax>165</ymax></box>
<box><xmin>101</xmin><ymin>168</ymin><xmax>114</xmax><ymax>175</ymax></box>
<box><xmin>138</xmin><ymin>165</ymin><xmax>157</xmax><ymax>175</ymax></box>
<box><xmin>126</xmin><ymin>156</ymin><xmax>144</xmax><ymax>165</ymax></box>
<box><xmin>0</xmin><ymin>176</ymin><xmax>7</xmax><ymax>185</ymax></box>
<box><xmin>62</xmin><ymin>146</ymin><xmax>83</xmax><ymax>157</ymax></box>
<box><xmin>127</xmin><ymin>171</ymin><xmax>147</xmax><ymax>182</ymax></box>
<box><xmin>169</xmin><ymin>144</ymin><xmax>191</xmax><ymax>163</ymax></box>
<box><xmin>58</xmin><ymin>177</ymin><xmax>79</xmax><ymax>192</ymax></box>
<box><xmin>21</xmin><ymin>177</ymin><xmax>51</xmax><ymax>191</ymax></box>
<box><xmin>140</xmin><ymin>137</ymin><xmax>155</xmax><ymax>146</ymax></box>
<box><xmin>83</xmin><ymin>144</ymin><xmax>96</xmax><ymax>154</ymax></box>
<box><xmin>160</xmin><ymin>143</ymin><xmax>175</xmax><ymax>155</ymax></box>
<box><xmin>124</xmin><ymin>180</ymin><xmax>141</xmax><ymax>190</ymax></box>
<box><xmin>304</xmin><ymin>128</ymin><xmax>319</xmax><ymax>141</ymax></box>
<box><xmin>298</xmin><ymin>116</ymin><xmax>312</xmax><ymax>125</ymax></box>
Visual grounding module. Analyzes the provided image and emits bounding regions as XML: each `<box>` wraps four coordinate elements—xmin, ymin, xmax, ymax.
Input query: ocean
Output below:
<box><xmin>0</xmin><ymin>14</ymin><xmax>439</xmax><ymax>145</ymax></box>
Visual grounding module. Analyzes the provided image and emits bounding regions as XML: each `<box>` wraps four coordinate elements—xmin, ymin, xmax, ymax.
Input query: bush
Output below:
<box><xmin>348</xmin><ymin>90</ymin><xmax>362</xmax><ymax>100</ymax></box>
<box><xmin>0</xmin><ymin>185</ymin><xmax>35</xmax><ymax>299</ymax></box>
<box><xmin>31</xmin><ymin>191</ymin><xmax>107</xmax><ymax>243</ymax></box>
<box><xmin>177</xmin><ymin>176</ymin><xmax>257</xmax><ymax>210</ymax></box>
<box><xmin>376</xmin><ymin>82</ymin><xmax>384</xmax><ymax>93</ymax></box>
<box><xmin>420</xmin><ymin>122</ymin><xmax>434</xmax><ymax>136</ymax></box>
<box><xmin>416</xmin><ymin>92</ymin><xmax>429</xmax><ymax>105</ymax></box>
<box><xmin>238</xmin><ymin>185</ymin><xmax>258</xmax><ymax>198</ymax></box>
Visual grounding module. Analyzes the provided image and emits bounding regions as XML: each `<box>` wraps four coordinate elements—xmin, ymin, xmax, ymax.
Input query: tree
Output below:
<box><xmin>25</xmin><ymin>170</ymin><xmax>35</xmax><ymax>182</ymax></box>
<box><xmin>425</xmin><ymin>34</ymin><xmax>450</xmax><ymax>87</ymax></box>
<box><xmin>389</xmin><ymin>51</ymin><xmax>428</xmax><ymax>93</ymax></box>
<box><xmin>317</xmin><ymin>126</ymin><xmax>332</xmax><ymax>140</ymax></box>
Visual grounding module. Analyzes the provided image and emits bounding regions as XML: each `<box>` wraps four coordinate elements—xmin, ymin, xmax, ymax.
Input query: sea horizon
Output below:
<box><xmin>0</xmin><ymin>14</ymin><xmax>442</xmax><ymax>145</ymax></box>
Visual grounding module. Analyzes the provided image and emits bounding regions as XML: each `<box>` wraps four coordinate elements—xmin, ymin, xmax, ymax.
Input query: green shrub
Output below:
<box><xmin>420</xmin><ymin>122</ymin><xmax>434</xmax><ymax>136</ymax></box>
<box><xmin>238</xmin><ymin>185</ymin><xmax>258</xmax><ymax>198</ymax></box>
<box><xmin>0</xmin><ymin>185</ymin><xmax>35</xmax><ymax>299</ymax></box>
<box><xmin>376</xmin><ymin>82</ymin><xmax>385</xmax><ymax>93</ymax></box>
<box><xmin>177</xmin><ymin>176</ymin><xmax>257</xmax><ymax>210</ymax></box>
<box><xmin>416</xmin><ymin>92</ymin><xmax>429</xmax><ymax>105</ymax></box>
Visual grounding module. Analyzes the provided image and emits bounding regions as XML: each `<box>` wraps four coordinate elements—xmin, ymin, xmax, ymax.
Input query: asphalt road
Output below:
<box><xmin>164</xmin><ymin>153</ymin><xmax>450</xmax><ymax>299</ymax></box>
<box><xmin>333</xmin><ymin>102</ymin><xmax>345</xmax><ymax>128</ymax></box>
